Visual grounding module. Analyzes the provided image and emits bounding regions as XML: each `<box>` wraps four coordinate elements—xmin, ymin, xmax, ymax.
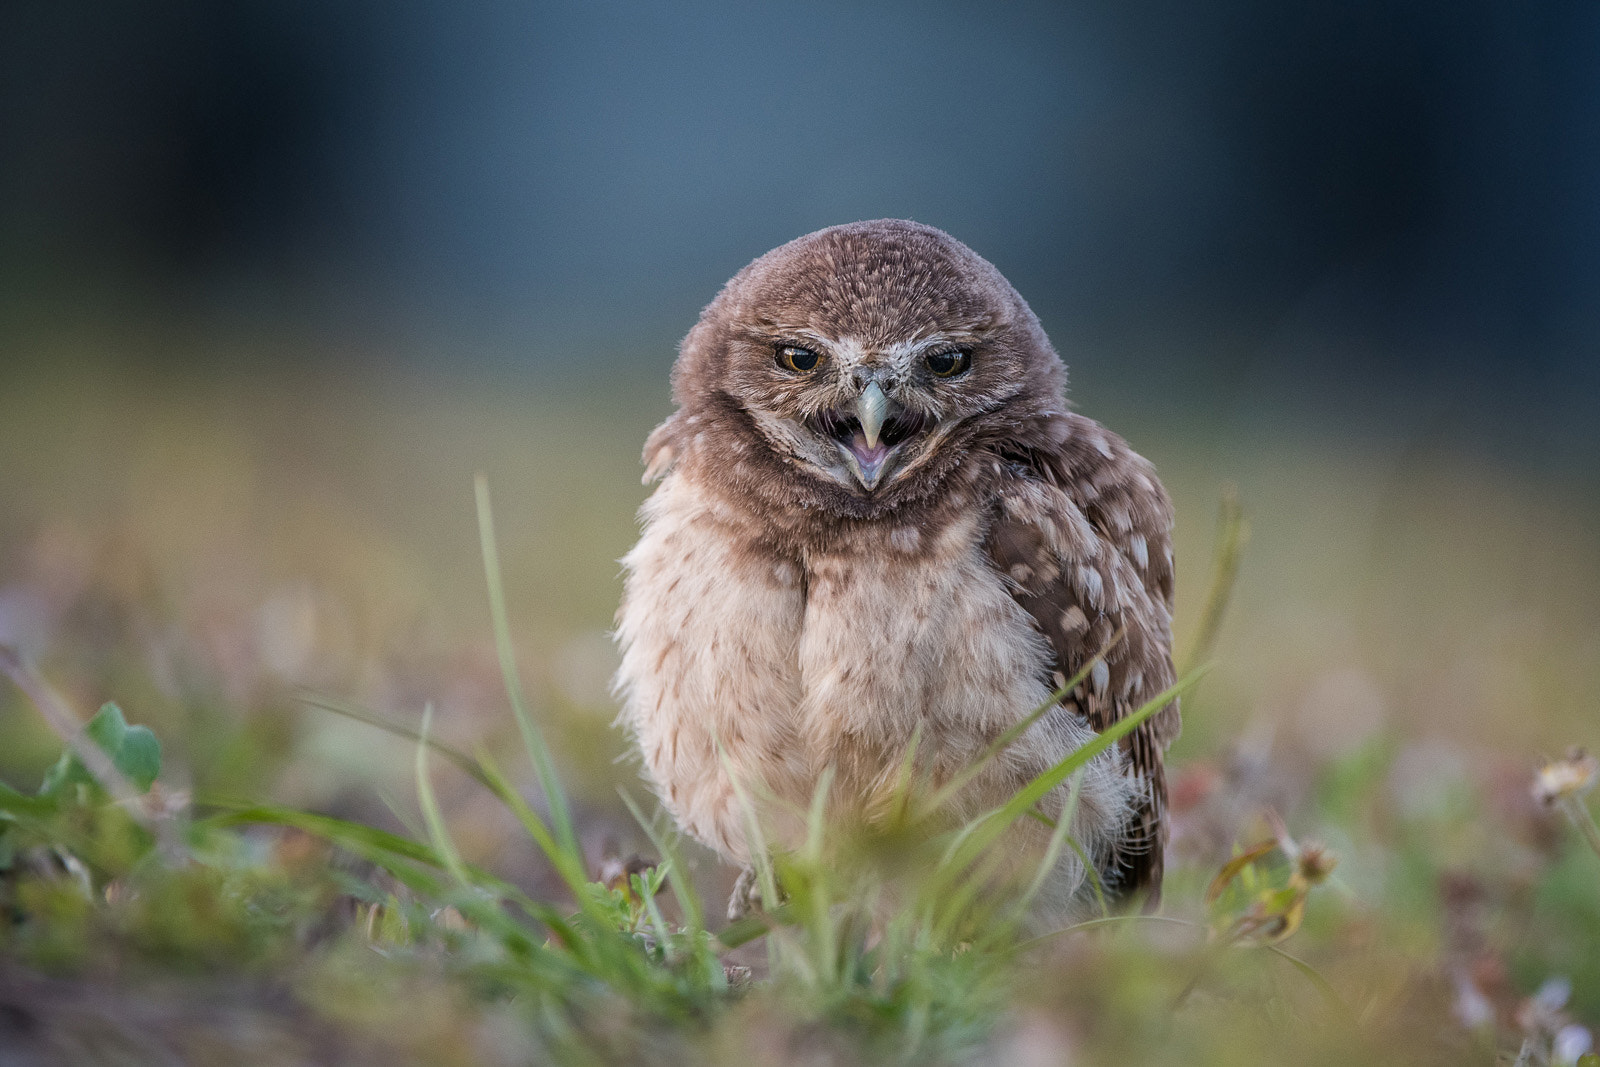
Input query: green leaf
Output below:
<box><xmin>84</xmin><ymin>701</ymin><xmax>128</xmax><ymax>755</ymax></box>
<box><xmin>33</xmin><ymin>704</ymin><xmax>162</xmax><ymax>799</ymax></box>
<box><xmin>0</xmin><ymin>778</ymin><xmax>56</xmax><ymax>818</ymax></box>
<box><xmin>36</xmin><ymin>749</ymin><xmax>83</xmax><ymax>799</ymax></box>
<box><xmin>86</xmin><ymin>703</ymin><xmax>162</xmax><ymax>792</ymax></box>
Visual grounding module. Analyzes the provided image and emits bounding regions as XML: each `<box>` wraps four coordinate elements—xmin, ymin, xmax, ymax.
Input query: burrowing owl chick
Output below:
<box><xmin>614</xmin><ymin>220</ymin><xmax>1178</xmax><ymax>922</ymax></box>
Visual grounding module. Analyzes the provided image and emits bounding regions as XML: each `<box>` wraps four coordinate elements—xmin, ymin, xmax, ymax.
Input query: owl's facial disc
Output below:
<box><xmin>805</xmin><ymin>383</ymin><xmax>933</xmax><ymax>491</ymax></box>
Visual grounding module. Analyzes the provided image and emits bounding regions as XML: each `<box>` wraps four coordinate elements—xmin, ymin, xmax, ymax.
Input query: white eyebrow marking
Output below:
<box><xmin>829</xmin><ymin>337</ymin><xmax>869</xmax><ymax>369</ymax></box>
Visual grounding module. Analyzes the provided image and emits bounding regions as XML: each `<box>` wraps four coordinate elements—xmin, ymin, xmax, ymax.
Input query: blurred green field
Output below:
<box><xmin>1</xmin><ymin>342</ymin><xmax>1597</xmax><ymax>1065</ymax></box>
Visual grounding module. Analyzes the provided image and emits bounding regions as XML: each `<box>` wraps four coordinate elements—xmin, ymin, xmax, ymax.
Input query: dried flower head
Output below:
<box><xmin>1532</xmin><ymin>748</ymin><xmax>1599</xmax><ymax>807</ymax></box>
<box><xmin>1296</xmin><ymin>842</ymin><xmax>1339</xmax><ymax>886</ymax></box>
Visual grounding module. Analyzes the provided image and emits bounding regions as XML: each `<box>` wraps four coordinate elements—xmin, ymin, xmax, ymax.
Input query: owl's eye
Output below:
<box><xmin>777</xmin><ymin>344</ymin><xmax>822</xmax><ymax>372</ymax></box>
<box><xmin>925</xmin><ymin>349</ymin><xmax>971</xmax><ymax>378</ymax></box>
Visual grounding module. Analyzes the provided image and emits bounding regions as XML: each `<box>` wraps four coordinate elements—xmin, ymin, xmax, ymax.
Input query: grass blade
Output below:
<box><xmin>619</xmin><ymin>787</ymin><xmax>706</xmax><ymax>936</ymax></box>
<box><xmin>415</xmin><ymin>704</ymin><xmax>467</xmax><ymax>885</ymax></box>
<box><xmin>936</xmin><ymin>668</ymin><xmax>1207</xmax><ymax>886</ymax></box>
<box><xmin>474</xmin><ymin>747</ymin><xmax>588</xmax><ymax>892</ymax></box>
<box><xmin>300</xmin><ymin>691</ymin><xmax>495</xmax><ymax>791</ymax></box>
<box><xmin>714</xmin><ymin>735</ymin><xmax>780</xmax><ymax>917</ymax></box>
<box><xmin>475</xmin><ymin>473</ymin><xmax>578</xmax><ymax>857</ymax></box>
<box><xmin>921</xmin><ymin>631</ymin><xmax>1123</xmax><ymax>818</ymax></box>
<box><xmin>1014</xmin><ymin>767</ymin><xmax>1088</xmax><ymax>917</ymax></box>
<box><xmin>1181</xmin><ymin>487</ymin><xmax>1248</xmax><ymax>675</ymax></box>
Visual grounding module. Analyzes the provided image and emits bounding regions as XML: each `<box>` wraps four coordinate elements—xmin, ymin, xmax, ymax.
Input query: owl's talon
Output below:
<box><xmin>727</xmin><ymin>865</ymin><xmax>779</xmax><ymax>922</ymax></box>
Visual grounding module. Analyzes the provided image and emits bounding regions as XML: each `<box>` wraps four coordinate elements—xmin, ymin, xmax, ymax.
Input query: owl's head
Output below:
<box><xmin>667</xmin><ymin>220</ymin><xmax>1068</xmax><ymax>516</ymax></box>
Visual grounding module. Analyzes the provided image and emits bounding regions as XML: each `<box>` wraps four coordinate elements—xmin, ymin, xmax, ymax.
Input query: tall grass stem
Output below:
<box><xmin>475</xmin><ymin>473</ymin><xmax>579</xmax><ymax>857</ymax></box>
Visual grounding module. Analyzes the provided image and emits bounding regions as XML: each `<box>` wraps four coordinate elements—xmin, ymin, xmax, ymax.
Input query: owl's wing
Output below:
<box><xmin>984</xmin><ymin>412</ymin><xmax>1179</xmax><ymax>905</ymax></box>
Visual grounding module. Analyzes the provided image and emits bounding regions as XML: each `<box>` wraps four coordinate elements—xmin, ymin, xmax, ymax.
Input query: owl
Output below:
<box><xmin>614</xmin><ymin>220</ymin><xmax>1178</xmax><ymax>923</ymax></box>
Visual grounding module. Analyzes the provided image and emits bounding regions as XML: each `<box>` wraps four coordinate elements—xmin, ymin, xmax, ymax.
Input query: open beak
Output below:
<box><xmin>804</xmin><ymin>381</ymin><xmax>929</xmax><ymax>493</ymax></box>
<box><xmin>842</xmin><ymin>382</ymin><xmax>899</xmax><ymax>490</ymax></box>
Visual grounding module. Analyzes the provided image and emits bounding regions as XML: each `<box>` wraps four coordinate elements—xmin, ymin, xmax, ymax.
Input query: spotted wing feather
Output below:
<box><xmin>985</xmin><ymin>412</ymin><xmax>1178</xmax><ymax>905</ymax></box>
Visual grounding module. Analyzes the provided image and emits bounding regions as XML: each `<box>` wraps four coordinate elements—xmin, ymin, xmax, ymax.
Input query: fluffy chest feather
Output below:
<box><xmin>795</xmin><ymin>511</ymin><xmax>1058</xmax><ymax>803</ymax></box>
<box><xmin>615</xmin><ymin>470</ymin><xmax>1061</xmax><ymax>860</ymax></box>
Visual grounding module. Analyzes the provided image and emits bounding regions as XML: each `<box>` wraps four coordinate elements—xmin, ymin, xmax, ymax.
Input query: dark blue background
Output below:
<box><xmin>3</xmin><ymin>1</ymin><xmax>1596</xmax><ymax>468</ymax></box>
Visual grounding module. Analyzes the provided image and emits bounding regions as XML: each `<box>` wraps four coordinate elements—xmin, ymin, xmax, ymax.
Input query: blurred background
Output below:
<box><xmin>1</xmin><ymin>0</ymin><xmax>1598</xmax><ymax>922</ymax></box>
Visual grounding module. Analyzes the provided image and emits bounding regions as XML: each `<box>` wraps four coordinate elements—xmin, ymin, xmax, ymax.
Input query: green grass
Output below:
<box><xmin>1</xmin><ymin>353</ymin><xmax>1599</xmax><ymax>1065</ymax></box>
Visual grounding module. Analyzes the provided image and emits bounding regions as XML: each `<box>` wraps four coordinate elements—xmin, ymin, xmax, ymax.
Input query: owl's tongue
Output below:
<box><xmin>849</xmin><ymin>430</ymin><xmax>891</xmax><ymax>473</ymax></box>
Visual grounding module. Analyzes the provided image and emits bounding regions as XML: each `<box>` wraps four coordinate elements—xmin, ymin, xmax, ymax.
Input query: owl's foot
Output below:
<box><xmin>727</xmin><ymin>865</ymin><xmax>784</xmax><ymax>922</ymax></box>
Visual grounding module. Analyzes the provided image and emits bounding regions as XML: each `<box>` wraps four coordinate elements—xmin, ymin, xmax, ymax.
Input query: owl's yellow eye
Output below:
<box><xmin>777</xmin><ymin>344</ymin><xmax>822</xmax><ymax>372</ymax></box>
<box><xmin>925</xmin><ymin>349</ymin><xmax>971</xmax><ymax>377</ymax></box>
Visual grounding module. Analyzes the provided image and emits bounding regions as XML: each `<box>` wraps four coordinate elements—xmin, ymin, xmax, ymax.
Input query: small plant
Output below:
<box><xmin>0</xmin><ymin>700</ymin><xmax>164</xmax><ymax>953</ymax></box>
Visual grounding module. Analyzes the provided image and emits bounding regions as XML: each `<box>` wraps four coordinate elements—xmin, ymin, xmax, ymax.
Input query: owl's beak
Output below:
<box><xmin>807</xmin><ymin>382</ymin><xmax>925</xmax><ymax>492</ymax></box>
<box><xmin>856</xmin><ymin>382</ymin><xmax>891</xmax><ymax>451</ymax></box>
<box><xmin>842</xmin><ymin>382</ymin><xmax>903</xmax><ymax>490</ymax></box>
